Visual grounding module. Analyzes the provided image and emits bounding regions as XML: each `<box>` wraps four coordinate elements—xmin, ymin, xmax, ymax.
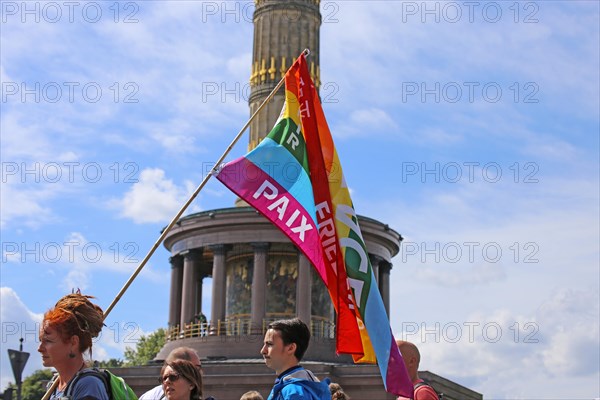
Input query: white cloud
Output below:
<box><xmin>111</xmin><ymin>168</ymin><xmax>196</xmax><ymax>224</ymax></box>
<box><xmin>380</xmin><ymin>171</ymin><xmax>599</xmax><ymax>397</ymax></box>
<box><xmin>1</xmin><ymin>111</ymin><xmax>56</xmax><ymax>162</ymax></box>
<box><xmin>322</xmin><ymin>1</ymin><xmax>599</xmax><ymax>124</ymax></box>
<box><xmin>419</xmin><ymin>128</ymin><xmax>464</xmax><ymax>145</ymax></box>
<box><xmin>50</xmin><ymin>231</ymin><xmax>103</xmax><ymax>291</ymax></box>
<box><xmin>333</xmin><ymin>108</ymin><xmax>398</xmax><ymax>138</ymax></box>
<box><xmin>522</xmin><ymin>138</ymin><xmax>579</xmax><ymax>160</ymax></box>
<box><xmin>394</xmin><ymin>288</ymin><xmax>599</xmax><ymax>399</ymax></box>
<box><xmin>0</xmin><ymin>288</ymin><xmax>44</xmax><ymax>389</ymax></box>
<box><xmin>351</xmin><ymin>108</ymin><xmax>396</xmax><ymax>128</ymax></box>
<box><xmin>1</xmin><ymin>231</ymin><xmax>155</xmax><ymax>291</ymax></box>
<box><xmin>227</xmin><ymin>52</ymin><xmax>252</xmax><ymax>78</ymax></box>
<box><xmin>539</xmin><ymin>288</ymin><xmax>600</xmax><ymax>376</ymax></box>
<box><xmin>542</xmin><ymin>324</ymin><xmax>599</xmax><ymax>376</ymax></box>
<box><xmin>62</xmin><ymin>267</ymin><xmax>90</xmax><ymax>294</ymax></box>
<box><xmin>414</xmin><ymin>261</ymin><xmax>507</xmax><ymax>286</ymax></box>
<box><xmin>0</xmin><ymin>179</ymin><xmax>57</xmax><ymax>229</ymax></box>
<box><xmin>0</xmin><ymin>64</ymin><xmax>10</xmax><ymax>82</ymax></box>
<box><xmin>150</xmin><ymin>129</ymin><xmax>199</xmax><ymax>154</ymax></box>
<box><xmin>2</xmin><ymin>2</ymin><xmax>251</xmax><ymax>159</ymax></box>
<box><xmin>94</xmin><ymin>322</ymin><xmax>147</xmax><ymax>360</ymax></box>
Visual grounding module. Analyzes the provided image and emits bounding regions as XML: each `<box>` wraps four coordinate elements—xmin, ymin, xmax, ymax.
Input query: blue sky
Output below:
<box><xmin>1</xmin><ymin>1</ymin><xmax>599</xmax><ymax>398</ymax></box>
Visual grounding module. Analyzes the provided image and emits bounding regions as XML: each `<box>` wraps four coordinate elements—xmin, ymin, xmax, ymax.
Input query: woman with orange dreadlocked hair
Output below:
<box><xmin>38</xmin><ymin>292</ymin><xmax>109</xmax><ymax>400</ymax></box>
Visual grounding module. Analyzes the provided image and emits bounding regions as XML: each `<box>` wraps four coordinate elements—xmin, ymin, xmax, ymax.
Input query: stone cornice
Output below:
<box><xmin>164</xmin><ymin>207</ymin><xmax>402</xmax><ymax>262</ymax></box>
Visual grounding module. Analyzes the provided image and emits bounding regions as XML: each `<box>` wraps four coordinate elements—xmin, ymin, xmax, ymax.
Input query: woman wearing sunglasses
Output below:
<box><xmin>160</xmin><ymin>359</ymin><xmax>203</xmax><ymax>400</ymax></box>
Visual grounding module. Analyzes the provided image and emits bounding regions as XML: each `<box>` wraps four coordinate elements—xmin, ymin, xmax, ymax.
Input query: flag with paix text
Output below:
<box><xmin>215</xmin><ymin>53</ymin><xmax>412</xmax><ymax>397</ymax></box>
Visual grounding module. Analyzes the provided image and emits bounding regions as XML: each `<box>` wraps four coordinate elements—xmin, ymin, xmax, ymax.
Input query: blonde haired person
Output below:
<box><xmin>240</xmin><ymin>390</ymin><xmax>264</xmax><ymax>400</ymax></box>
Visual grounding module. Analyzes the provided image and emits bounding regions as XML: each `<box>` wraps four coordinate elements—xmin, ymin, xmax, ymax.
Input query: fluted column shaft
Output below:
<box><xmin>250</xmin><ymin>243</ymin><xmax>269</xmax><ymax>334</ymax></box>
<box><xmin>296</xmin><ymin>252</ymin><xmax>312</xmax><ymax>325</ymax></box>
<box><xmin>180</xmin><ymin>250</ymin><xmax>201</xmax><ymax>330</ymax></box>
<box><xmin>379</xmin><ymin>261</ymin><xmax>392</xmax><ymax>317</ymax></box>
<box><xmin>369</xmin><ymin>254</ymin><xmax>382</xmax><ymax>285</ymax></box>
<box><xmin>168</xmin><ymin>255</ymin><xmax>184</xmax><ymax>328</ymax></box>
<box><xmin>195</xmin><ymin>278</ymin><xmax>203</xmax><ymax>317</ymax></box>
<box><xmin>209</xmin><ymin>244</ymin><xmax>228</xmax><ymax>335</ymax></box>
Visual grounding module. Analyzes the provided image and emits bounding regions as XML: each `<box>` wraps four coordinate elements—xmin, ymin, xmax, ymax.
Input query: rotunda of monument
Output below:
<box><xmin>156</xmin><ymin>206</ymin><xmax>401</xmax><ymax>362</ymax></box>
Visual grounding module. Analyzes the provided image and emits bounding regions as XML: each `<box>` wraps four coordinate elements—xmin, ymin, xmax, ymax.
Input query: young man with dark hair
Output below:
<box><xmin>261</xmin><ymin>318</ymin><xmax>331</xmax><ymax>400</ymax></box>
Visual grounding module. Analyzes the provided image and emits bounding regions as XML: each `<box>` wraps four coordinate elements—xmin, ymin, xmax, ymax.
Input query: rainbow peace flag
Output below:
<box><xmin>216</xmin><ymin>54</ymin><xmax>413</xmax><ymax>397</ymax></box>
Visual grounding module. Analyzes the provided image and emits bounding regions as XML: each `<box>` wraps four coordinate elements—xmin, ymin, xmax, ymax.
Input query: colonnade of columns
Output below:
<box><xmin>168</xmin><ymin>244</ymin><xmax>393</xmax><ymax>335</ymax></box>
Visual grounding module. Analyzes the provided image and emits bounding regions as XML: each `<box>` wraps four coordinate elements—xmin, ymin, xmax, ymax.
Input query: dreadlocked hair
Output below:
<box><xmin>43</xmin><ymin>293</ymin><xmax>104</xmax><ymax>356</ymax></box>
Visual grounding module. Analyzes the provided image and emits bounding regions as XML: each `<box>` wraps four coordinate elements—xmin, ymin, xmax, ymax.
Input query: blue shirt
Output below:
<box><xmin>51</xmin><ymin>374</ymin><xmax>110</xmax><ymax>400</ymax></box>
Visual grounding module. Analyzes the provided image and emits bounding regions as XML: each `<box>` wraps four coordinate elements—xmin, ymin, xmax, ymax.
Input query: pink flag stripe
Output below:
<box><xmin>217</xmin><ymin>157</ymin><xmax>328</xmax><ymax>283</ymax></box>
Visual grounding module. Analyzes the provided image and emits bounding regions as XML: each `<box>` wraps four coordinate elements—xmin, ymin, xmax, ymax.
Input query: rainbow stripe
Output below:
<box><xmin>216</xmin><ymin>54</ymin><xmax>413</xmax><ymax>397</ymax></box>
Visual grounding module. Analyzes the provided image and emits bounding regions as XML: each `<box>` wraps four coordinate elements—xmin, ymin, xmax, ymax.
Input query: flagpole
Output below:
<box><xmin>103</xmin><ymin>65</ymin><xmax>290</xmax><ymax>319</ymax></box>
<box><xmin>41</xmin><ymin>48</ymin><xmax>309</xmax><ymax>400</ymax></box>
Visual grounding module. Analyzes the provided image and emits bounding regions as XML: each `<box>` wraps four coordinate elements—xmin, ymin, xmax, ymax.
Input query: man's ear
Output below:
<box><xmin>410</xmin><ymin>355</ymin><xmax>419</xmax><ymax>367</ymax></box>
<box><xmin>286</xmin><ymin>342</ymin><xmax>297</xmax><ymax>356</ymax></box>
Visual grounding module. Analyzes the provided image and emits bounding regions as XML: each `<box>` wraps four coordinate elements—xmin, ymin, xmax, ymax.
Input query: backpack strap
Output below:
<box><xmin>64</xmin><ymin>368</ymin><xmax>109</xmax><ymax>399</ymax></box>
<box><xmin>46</xmin><ymin>372</ymin><xmax>59</xmax><ymax>393</ymax></box>
<box><xmin>414</xmin><ymin>381</ymin><xmax>442</xmax><ymax>400</ymax></box>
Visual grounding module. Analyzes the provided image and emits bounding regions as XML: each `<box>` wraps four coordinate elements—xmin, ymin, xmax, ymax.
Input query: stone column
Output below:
<box><xmin>296</xmin><ymin>252</ymin><xmax>312</xmax><ymax>326</ymax></box>
<box><xmin>199</xmin><ymin>274</ymin><xmax>204</xmax><ymax>314</ymax></box>
<box><xmin>250</xmin><ymin>243</ymin><xmax>269</xmax><ymax>334</ymax></box>
<box><xmin>180</xmin><ymin>250</ymin><xmax>201</xmax><ymax>331</ymax></box>
<box><xmin>379</xmin><ymin>261</ymin><xmax>392</xmax><ymax>317</ymax></box>
<box><xmin>369</xmin><ymin>254</ymin><xmax>382</xmax><ymax>284</ymax></box>
<box><xmin>209</xmin><ymin>244</ymin><xmax>228</xmax><ymax>335</ymax></box>
<box><xmin>168</xmin><ymin>255</ymin><xmax>184</xmax><ymax>328</ymax></box>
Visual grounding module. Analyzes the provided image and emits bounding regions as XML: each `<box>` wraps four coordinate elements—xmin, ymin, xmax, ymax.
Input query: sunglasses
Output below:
<box><xmin>159</xmin><ymin>373</ymin><xmax>181</xmax><ymax>384</ymax></box>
